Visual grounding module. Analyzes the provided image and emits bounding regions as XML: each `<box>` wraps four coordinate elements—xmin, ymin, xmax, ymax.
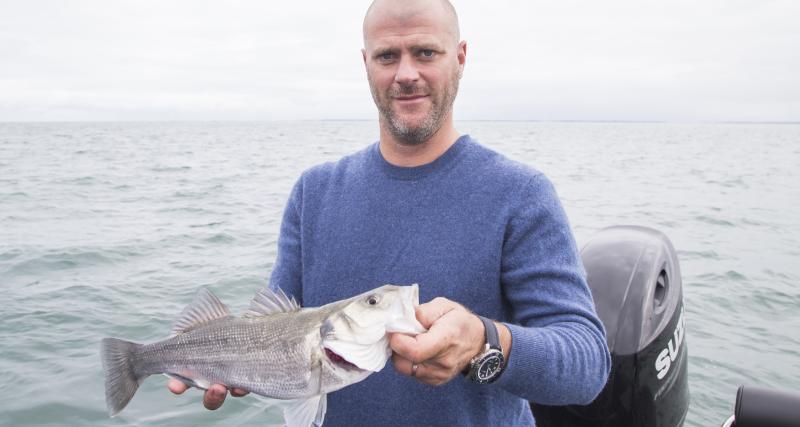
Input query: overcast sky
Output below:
<box><xmin>1</xmin><ymin>0</ymin><xmax>798</xmax><ymax>122</ymax></box>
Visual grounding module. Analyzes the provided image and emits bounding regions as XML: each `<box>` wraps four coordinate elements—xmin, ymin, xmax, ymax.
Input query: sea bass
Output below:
<box><xmin>101</xmin><ymin>284</ymin><xmax>426</xmax><ymax>426</ymax></box>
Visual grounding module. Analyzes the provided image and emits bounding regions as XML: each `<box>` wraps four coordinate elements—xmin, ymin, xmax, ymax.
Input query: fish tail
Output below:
<box><xmin>101</xmin><ymin>337</ymin><xmax>144</xmax><ymax>416</ymax></box>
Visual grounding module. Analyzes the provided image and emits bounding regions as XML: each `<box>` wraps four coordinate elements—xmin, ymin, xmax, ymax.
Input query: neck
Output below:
<box><xmin>378</xmin><ymin>118</ymin><xmax>460</xmax><ymax>167</ymax></box>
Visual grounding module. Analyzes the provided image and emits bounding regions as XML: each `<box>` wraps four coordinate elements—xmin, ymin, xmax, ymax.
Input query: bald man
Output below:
<box><xmin>169</xmin><ymin>1</ymin><xmax>611</xmax><ymax>425</ymax></box>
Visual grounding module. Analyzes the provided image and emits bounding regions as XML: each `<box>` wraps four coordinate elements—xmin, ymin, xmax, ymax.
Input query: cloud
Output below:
<box><xmin>1</xmin><ymin>0</ymin><xmax>798</xmax><ymax>121</ymax></box>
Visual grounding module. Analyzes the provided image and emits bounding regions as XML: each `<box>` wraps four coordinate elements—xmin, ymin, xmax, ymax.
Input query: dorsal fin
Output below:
<box><xmin>244</xmin><ymin>287</ymin><xmax>300</xmax><ymax>317</ymax></box>
<box><xmin>171</xmin><ymin>287</ymin><xmax>231</xmax><ymax>336</ymax></box>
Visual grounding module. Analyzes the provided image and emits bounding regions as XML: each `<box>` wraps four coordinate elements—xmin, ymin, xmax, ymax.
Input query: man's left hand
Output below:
<box><xmin>390</xmin><ymin>297</ymin><xmax>486</xmax><ymax>386</ymax></box>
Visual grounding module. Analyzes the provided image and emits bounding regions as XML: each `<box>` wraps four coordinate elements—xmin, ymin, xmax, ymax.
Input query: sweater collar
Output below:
<box><xmin>370</xmin><ymin>135</ymin><xmax>471</xmax><ymax>181</ymax></box>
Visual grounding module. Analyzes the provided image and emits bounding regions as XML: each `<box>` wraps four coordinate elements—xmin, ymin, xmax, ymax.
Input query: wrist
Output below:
<box><xmin>465</xmin><ymin>315</ymin><xmax>507</xmax><ymax>384</ymax></box>
<box><xmin>496</xmin><ymin>321</ymin><xmax>512</xmax><ymax>361</ymax></box>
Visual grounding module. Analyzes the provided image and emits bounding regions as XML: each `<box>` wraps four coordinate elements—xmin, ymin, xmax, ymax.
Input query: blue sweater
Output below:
<box><xmin>269</xmin><ymin>135</ymin><xmax>611</xmax><ymax>426</ymax></box>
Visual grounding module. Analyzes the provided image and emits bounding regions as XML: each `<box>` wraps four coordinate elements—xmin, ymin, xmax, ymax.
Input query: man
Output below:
<box><xmin>170</xmin><ymin>0</ymin><xmax>611</xmax><ymax>424</ymax></box>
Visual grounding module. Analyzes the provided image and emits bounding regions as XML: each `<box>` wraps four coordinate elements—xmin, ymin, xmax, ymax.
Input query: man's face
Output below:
<box><xmin>362</xmin><ymin>7</ymin><xmax>465</xmax><ymax>145</ymax></box>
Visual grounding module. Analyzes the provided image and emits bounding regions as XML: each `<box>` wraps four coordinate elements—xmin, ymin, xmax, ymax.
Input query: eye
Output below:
<box><xmin>420</xmin><ymin>49</ymin><xmax>435</xmax><ymax>58</ymax></box>
<box><xmin>366</xmin><ymin>295</ymin><xmax>380</xmax><ymax>306</ymax></box>
<box><xmin>377</xmin><ymin>52</ymin><xmax>395</xmax><ymax>62</ymax></box>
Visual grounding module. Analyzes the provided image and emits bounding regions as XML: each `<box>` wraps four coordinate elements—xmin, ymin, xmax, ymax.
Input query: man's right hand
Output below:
<box><xmin>167</xmin><ymin>379</ymin><xmax>249</xmax><ymax>410</ymax></box>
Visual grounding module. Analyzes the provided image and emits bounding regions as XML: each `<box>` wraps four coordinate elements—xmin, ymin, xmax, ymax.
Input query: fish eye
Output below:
<box><xmin>366</xmin><ymin>295</ymin><xmax>380</xmax><ymax>306</ymax></box>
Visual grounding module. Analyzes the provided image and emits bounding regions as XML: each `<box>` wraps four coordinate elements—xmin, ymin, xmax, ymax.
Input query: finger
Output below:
<box><xmin>230</xmin><ymin>388</ymin><xmax>249</xmax><ymax>397</ymax></box>
<box><xmin>203</xmin><ymin>384</ymin><xmax>228</xmax><ymax>410</ymax></box>
<box><xmin>167</xmin><ymin>378</ymin><xmax>189</xmax><ymax>395</ymax></box>
<box><xmin>390</xmin><ymin>328</ymin><xmax>449</xmax><ymax>362</ymax></box>
<box><xmin>404</xmin><ymin>361</ymin><xmax>451</xmax><ymax>386</ymax></box>
<box><xmin>415</xmin><ymin>298</ymin><xmax>458</xmax><ymax>329</ymax></box>
<box><xmin>392</xmin><ymin>352</ymin><xmax>415</xmax><ymax>376</ymax></box>
<box><xmin>414</xmin><ymin>365</ymin><xmax>454</xmax><ymax>387</ymax></box>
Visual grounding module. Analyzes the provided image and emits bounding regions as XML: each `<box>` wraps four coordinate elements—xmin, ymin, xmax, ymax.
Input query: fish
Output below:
<box><xmin>101</xmin><ymin>284</ymin><xmax>426</xmax><ymax>426</ymax></box>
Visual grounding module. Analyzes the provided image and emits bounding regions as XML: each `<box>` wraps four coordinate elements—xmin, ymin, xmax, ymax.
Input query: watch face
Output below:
<box><xmin>477</xmin><ymin>355</ymin><xmax>502</xmax><ymax>381</ymax></box>
<box><xmin>472</xmin><ymin>350</ymin><xmax>505</xmax><ymax>384</ymax></box>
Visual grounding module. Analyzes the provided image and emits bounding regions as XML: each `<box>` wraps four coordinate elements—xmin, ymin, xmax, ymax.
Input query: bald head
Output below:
<box><xmin>363</xmin><ymin>0</ymin><xmax>461</xmax><ymax>48</ymax></box>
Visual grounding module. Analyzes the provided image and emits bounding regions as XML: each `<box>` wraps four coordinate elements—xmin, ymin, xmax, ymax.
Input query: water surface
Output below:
<box><xmin>1</xmin><ymin>121</ymin><xmax>798</xmax><ymax>426</ymax></box>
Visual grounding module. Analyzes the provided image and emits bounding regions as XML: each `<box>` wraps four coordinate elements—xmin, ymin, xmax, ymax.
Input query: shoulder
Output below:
<box><xmin>462</xmin><ymin>136</ymin><xmax>552</xmax><ymax>193</ymax></box>
<box><xmin>296</xmin><ymin>143</ymin><xmax>375</xmax><ymax>188</ymax></box>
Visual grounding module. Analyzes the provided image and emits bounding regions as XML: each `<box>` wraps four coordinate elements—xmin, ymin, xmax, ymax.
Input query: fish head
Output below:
<box><xmin>320</xmin><ymin>284</ymin><xmax>426</xmax><ymax>373</ymax></box>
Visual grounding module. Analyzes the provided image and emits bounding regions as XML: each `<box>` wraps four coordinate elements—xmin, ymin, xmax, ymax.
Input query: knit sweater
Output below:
<box><xmin>268</xmin><ymin>135</ymin><xmax>611</xmax><ymax>426</ymax></box>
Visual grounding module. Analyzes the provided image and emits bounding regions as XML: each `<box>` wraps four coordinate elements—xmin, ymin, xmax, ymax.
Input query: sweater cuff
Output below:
<box><xmin>495</xmin><ymin>322</ymin><xmax>546</xmax><ymax>396</ymax></box>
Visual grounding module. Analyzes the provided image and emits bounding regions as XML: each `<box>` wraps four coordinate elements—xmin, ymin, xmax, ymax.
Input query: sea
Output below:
<box><xmin>1</xmin><ymin>121</ymin><xmax>798</xmax><ymax>426</ymax></box>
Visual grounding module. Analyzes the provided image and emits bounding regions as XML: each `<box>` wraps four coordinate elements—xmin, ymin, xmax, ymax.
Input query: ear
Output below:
<box><xmin>457</xmin><ymin>40</ymin><xmax>467</xmax><ymax>77</ymax></box>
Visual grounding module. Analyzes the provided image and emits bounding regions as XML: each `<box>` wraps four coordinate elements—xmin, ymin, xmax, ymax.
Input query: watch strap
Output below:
<box><xmin>478</xmin><ymin>315</ymin><xmax>500</xmax><ymax>350</ymax></box>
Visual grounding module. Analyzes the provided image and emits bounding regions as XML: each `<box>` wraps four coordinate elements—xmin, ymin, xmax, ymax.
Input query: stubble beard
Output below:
<box><xmin>370</xmin><ymin>71</ymin><xmax>460</xmax><ymax>146</ymax></box>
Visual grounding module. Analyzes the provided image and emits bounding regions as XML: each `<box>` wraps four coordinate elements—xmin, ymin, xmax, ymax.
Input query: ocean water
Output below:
<box><xmin>1</xmin><ymin>121</ymin><xmax>798</xmax><ymax>426</ymax></box>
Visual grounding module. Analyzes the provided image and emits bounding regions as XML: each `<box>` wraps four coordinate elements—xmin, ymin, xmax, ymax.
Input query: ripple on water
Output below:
<box><xmin>678</xmin><ymin>249</ymin><xmax>722</xmax><ymax>260</ymax></box>
<box><xmin>172</xmin><ymin>189</ymin><xmax>212</xmax><ymax>199</ymax></box>
<box><xmin>693</xmin><ymin>215</ymin><xmax>735</xmax><ymax>227</ymax></box>
<box><xmin>155</xmin><ymin>206</ymin><xmax>218</xmax><ymax>215</ymax></box>
<box><xmin>695</xmin><ymin>270</ymin><xmax>748</xmax><ymax>283</ymax></box>
<box><xmin>150</xmin><ymin>165</ymin><xmax>192</xmax><ymax>172</ymax></box>
<box><xmin>3</xmin><ymin>252</ymin><xmax>112</xmax><ymax>277</ymax></box>
<box><xmin>3</xmin><ymin>402</ymin><xmax>108</xmax><ymax>427</ymax></box>
<box><xmin>189</xmin><ymin>221</ymin><xmax>225</xmax><ymax>228</ymax></box>
<box><xmin>0</xmin><ymin>192</ymin><xmax>30</xmax><ymax>201</ymax></box>
<box><xmin>0</xmin><ymin>249</ymin><xmax>23</xmax><ymax>262</ymax></box>
<box><xmin>61</xmin><ymin>176</ymin><xmax>98</xmax><ymax>186</ymax></box>
<box><xmin>706</xmin><ymin>176</ymin><xmax>748</xmax><ymax>189</ymax></box>
<box><xmin>762</xmin><ymin>269</ymin><xmax>797</xmax><ymax>281</ymax></box>
<box><xmin>203</xmin><ymin>233</ymin><xmax>236</xmax><ymax>244</ymax></box>
<box><xmin>749</xmin><ymin>287</ymin><xmax>800</xmax><ymax>314</ymax></box>
<box><xmin>0</xmin><ymin>246</ymin><xmax>148</xmax><ymax>285</ymax></box>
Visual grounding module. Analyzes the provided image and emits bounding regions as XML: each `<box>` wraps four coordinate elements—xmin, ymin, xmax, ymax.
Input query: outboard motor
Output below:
<box><xmin>532</xmin><ymin>225</ymin><xmax>690</xmax><ymax>427</ymax></box>
<box><xmin>721</xmin><ymin>385</ymin><xmax>800</xmax><ymax>427</ymax></box>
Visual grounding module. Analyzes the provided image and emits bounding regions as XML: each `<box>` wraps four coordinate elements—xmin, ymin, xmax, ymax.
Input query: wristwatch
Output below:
<box><xmin>466</xmin><ymin>315</ymin><xmax>505</xmax><ymax>384</ymax></box>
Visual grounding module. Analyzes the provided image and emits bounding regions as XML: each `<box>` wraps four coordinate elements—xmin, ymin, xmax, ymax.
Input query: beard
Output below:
<box><xmin>369</xmin><ymin>70</ymin><xmax>460</xmax><ymax>146</ymax></box>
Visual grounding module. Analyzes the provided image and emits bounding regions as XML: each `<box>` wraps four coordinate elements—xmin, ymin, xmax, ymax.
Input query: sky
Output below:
<box><xmin>0</xmin><ymin>0</ymin><xmax>798</xmax><ymax>122</ymax></box>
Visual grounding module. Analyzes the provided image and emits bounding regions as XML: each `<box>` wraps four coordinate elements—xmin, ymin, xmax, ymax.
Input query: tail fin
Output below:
<box><xmin>101</xmin><ymin>337</ymin><xmax>144</xmax><ymax>416</ymax></box>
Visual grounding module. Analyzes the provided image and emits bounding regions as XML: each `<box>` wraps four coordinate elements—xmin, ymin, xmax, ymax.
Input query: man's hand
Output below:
<box><xmin>390</xmin><ymin>297</ymin><xmax>487</xmax><ymax>386</ymax></box>
<box><xmin>167</xmin><ymin>379</ymin><xmax>249</xmax><ymax>410</ymax></box>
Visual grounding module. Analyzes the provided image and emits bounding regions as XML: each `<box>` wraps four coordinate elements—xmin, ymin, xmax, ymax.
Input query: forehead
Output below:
<box><xmin>363</xmin><ymin>7</ymin><xmax>456</xmax><ymax>51</ymax></box>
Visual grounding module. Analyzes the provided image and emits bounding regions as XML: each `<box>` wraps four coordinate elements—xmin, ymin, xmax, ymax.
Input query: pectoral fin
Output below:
<box><xmin>283</xmin><ymin>394</ymin><xmax>327</xmax><ymax>427</ymax></box>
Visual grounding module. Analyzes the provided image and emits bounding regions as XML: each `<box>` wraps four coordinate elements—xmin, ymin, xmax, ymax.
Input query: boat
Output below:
<box><xmin>530</xmin><ymin>225</ymin><xmax>800</xmax><ymax>427</ymax></box>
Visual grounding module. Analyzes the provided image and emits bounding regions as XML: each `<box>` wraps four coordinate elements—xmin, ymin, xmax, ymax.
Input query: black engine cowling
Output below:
<box><xmin>532</xmin><ymin>225</ymin><xmax>690</xmax><ymax>427</ymax></box>
<box><xmin>722</xmin><ymin>385</ymin><xmax>800</xmax><ymax>427</ymax></box>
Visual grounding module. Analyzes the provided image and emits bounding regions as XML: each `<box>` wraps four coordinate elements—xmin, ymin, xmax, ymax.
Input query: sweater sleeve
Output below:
<box><xmin>268</xmin><ymin>177</ymin><xmax>304</xmax><ymax>304</ymax></box>
<box><xmin>494</xmin><ymin>174</ymin><xmax>611</xmax><ymax>405</ymax></box>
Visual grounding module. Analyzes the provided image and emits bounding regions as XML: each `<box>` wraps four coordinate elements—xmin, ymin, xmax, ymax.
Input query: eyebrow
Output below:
<box><xmin>371</xmin><ymin>43</ymin><xmax>445</xmax><ymax>56</ymax></box>
<box><xmin>411</xmin><ymin>43</ymin><xmax>445</xmax><ymax>52</ymax></box>
<box><xmin>373</xmin><ymin>47</ymin><xmax>400</xmax><ymax>57</ymax></box>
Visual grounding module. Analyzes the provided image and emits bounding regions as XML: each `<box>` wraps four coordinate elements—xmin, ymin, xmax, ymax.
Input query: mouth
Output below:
<box><xmin>324</xmin><ymin>347</ymin><xmax>360</xmax><ymax>370</ymax></box>
<box><xmin>393</xmin><ymin>94</ymin><xmax>428</xmax><ymax>103</ymax></box>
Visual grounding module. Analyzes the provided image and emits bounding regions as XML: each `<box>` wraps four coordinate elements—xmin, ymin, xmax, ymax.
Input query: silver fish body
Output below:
<box><xmin>101</xmin><ymin>284</ymin><xmax>425</xmax><ymax>426</ymax></box>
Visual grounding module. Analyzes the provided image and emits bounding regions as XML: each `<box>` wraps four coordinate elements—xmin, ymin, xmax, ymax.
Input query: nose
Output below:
<box><xmin>394</xmin><ymin>55</ymin><xmax>420</xmax><ymax>84</ymax></box>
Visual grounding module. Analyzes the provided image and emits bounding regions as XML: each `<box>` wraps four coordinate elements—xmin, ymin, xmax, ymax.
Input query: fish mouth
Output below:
<box><xmin>324</xmin><ymin>347</ymin><xmax>361</xmax><ymax>370</ymax></box>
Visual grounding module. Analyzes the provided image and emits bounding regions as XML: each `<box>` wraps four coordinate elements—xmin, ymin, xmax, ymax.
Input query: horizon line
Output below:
<box><xmin>1</xmin><ymin>119</ymin><xmax>799</xmax><ymax>125</ymax></box>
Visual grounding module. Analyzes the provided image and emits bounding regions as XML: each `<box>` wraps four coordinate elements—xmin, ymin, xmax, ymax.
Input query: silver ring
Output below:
<box><xmin>411</xmin><ymin>363</ymin><xmax>419</xmax><ymax>377</ymax></box>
